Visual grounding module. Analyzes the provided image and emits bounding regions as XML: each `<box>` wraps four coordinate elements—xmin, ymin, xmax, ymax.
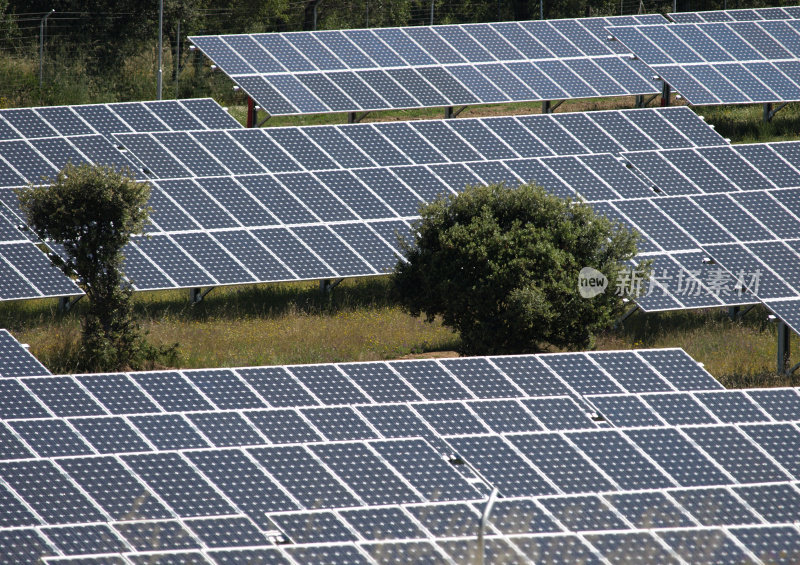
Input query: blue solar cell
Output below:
<box><xmin>511</xmin><ymin>433</ymin><xmax>615</xmax><ymax>493</ymax></box>
<box><xmin>124</xmin><ymin>452</ymin><xmax>235</xmax><ymax>517</ymax></box>
<box><xmin>288</xmin><ymin>364</ymin><xmax>370</xmax><ymax>405</ymax></box>
<box><xmin>505</xmin><ymin>62</ymin><xmax>568</xmax><ymax>99</ymax></box>
<box><xmin>250</xmin><ymin>445</ymin><xmax>360</xmax><ymax>508</ymax></box>
<box><xmin>372</xmin><ymin>122</ymin><xmax>446</xmax><ymax>164</ymax></box>
<box><xmin>130</xmin><ymin>414</ymin><xmax>210</xmax><ymax>450</ymax></box>
<box><xmin>0</xmin><ymin>460</ymin><xmax>105</xmax><ymax>524</ymax></box>
<box><xmin>625</xmin><ymin>428</ymin><xmax>731</xmax><ymax>487</ymax></box>
<box><xmin>187</xmin><ymin>449</ymin><xmax>298</xmax><ymax>525</ymax></box>
<box><xmin>246</xmin><ymin>409</ymin><xmax>323</xmax><ymax>444</ymax></box>
<box><xmin>70</xmin><ymin>416</ymin><xmax>151</xmax><ymax>453</ymax></box>
<box><xmin>302</xmin><ymin>406</ymin><xmax>378</xmax><ymax>441</ymax></box>
<box><xmin>187</xmin><ymin>412</ymin><xmax>266</xmax><ymax>447</ymax></box>
<box><xmin>252</xmin><ymin>228</ymin><xmax>335</xmax><ymax>279</ymax></box>
<box><xmin>448</xmin><ymin>436</ymin><xmax>555</xmax><ymax>496</ymax></box>
<box><xmin>570</xmin><ymin>429</ymin><xmax>674</xmax><ymax>490</ymax></box>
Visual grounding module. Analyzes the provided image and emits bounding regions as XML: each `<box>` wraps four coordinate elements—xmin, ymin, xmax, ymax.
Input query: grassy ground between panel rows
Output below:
<box><xmin>3</xmin><ymin>278</ymin><xmax>797</xmax><ymax>388</ymax></box>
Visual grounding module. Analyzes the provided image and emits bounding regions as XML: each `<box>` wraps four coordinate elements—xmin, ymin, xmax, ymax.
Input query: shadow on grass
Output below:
<box><xmin>609</xmin><ymin>305</ymin><xmax>774</xmax><ymax>348</ymax></box>
<box><xmin>0</xmin><ymin>277</ymin><xmax>398</xmax><ymax>332</ymax></box>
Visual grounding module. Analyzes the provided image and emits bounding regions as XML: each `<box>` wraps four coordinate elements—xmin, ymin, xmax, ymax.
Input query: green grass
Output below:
<box><xmin>2</xmin><ymin>278</ymin><xmax>798</xmax><ymax>387</ymax></box>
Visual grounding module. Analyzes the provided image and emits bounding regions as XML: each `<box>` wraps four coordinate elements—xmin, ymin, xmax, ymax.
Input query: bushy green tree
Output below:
<box><xmin>392</xmin><ymin>183</ymin><xmax>640</xmax><ymax>355</ymax></box>
<box><xmin>17</xmin><ymin>163</ymin><xmax>162</xmax><ymax>371</ymax></box>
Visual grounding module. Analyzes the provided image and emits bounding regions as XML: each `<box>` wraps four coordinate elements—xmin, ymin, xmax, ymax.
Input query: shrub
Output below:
<box><xmin>391</xmin><ymin>183</ymin><xmax>641</xmax><ymax>355</ymax></box>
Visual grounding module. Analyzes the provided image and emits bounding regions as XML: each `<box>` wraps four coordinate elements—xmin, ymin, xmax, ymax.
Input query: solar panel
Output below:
<box><xmin>5</xmin><ymin>344</ymin><xmax>800</xmax><ymax>562</ymax></box>
<box><xmin>609</xmin><ymin>19</ymin><xmax>800</xmax><ymax>105</ymax></box>
<box><xmin>189</xmin><ymin>16</ymin><xmax>666</xmax><ymax>117</ymax></box>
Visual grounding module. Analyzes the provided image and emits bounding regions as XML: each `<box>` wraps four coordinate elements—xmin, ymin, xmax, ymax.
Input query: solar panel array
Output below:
<box><xmin>4</xmin><ymin>346</ymin><xmax>800</xmax><ymax>563</ymax></box>
<box><xmin>598</xmin><ymin>142</ymin><xmax>799</xmax><ymax>313</ymax></box>
<box><xmin>108</xmin><ymin>107</ymin><xmax>728</xmax><ymax>292</ymax></box>
<box><xmin>0</xmin><ymin>330</ymin><xmax>50</xmax><ymax>377</ymax></box>
<box><xmin>189</xmin><ymin>15</ymin><xmax>665</xmax><ymax>117</ymax></box>
<box><xmin>609</xmin><ymin>18</ymin><xmax>800</xmax><ymax>105</ymax></box>
<box><xmin>669</xmin><ymin>6</ymin><xmax>800</xmax><ymax>23</ymax></box>
<box><xmin>0</xmin><ymin>99</ymin><xmax>242</xmax><ymax>301</ymax></box>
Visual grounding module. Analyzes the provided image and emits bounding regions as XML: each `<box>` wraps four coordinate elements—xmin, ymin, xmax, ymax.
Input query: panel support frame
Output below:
<box><xmin>763</xmin><ymin>102</ymin><xmax>787</xmax><ymax>123</ymax></box>
<box><xmin>475</xmin><ymin>487</ymin><xmax>499</xmax><ymax>565</ymax></box>
<box><xmin>614</xmin><ymin>304</ymin><xmax>639</xmax><ymax>329</ymax></box>
<box><xmin>542</xmin><ymin>100</ymin><xmax>564</xmax><ymax>114</ymax></box>
<box><xmin>660</xmin><ymin>82</ymin><xmax>671</xmax><ymax>107</ymax></box>
<box><xmin>347</xmin><ymin>111</ymin><xmax>370</xmax><ymax>124</ymax></box>
<box><xmin>320</xmin><ymin>278</ymin><xmax>344</xmax><ymax>293</ymax></box>
<box><xmin>636</xmin><ymin>93</ymin><xmax>658</xmax><ymax>108</ymax></box>
<box><xmin>777</xmin><ymin>320</ymin><xmax>791</xmax><ymax>376</ymax></box>
<box><xmin>190</xmin><ymin>286</ymin><xmax>215</xmax><ymax>303</ymax></box>
<box><xmin>246</xmin><ymin>97</ymin><xmax>257</xmax><ymax>128</ymax></box>
<box><xmin>58</xmin><ymin>294</ymin><xmax>83</xmax><ymax>313</ymax></box>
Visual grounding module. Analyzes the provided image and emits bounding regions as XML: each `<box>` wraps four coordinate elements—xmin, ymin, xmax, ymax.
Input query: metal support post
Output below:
<box><xmin>430</xmin><ymin>0</ymin><xmax>435</xmax><ymax>24</ymax></box>
<box><xmin>660</xmin><ymin>82</ymin><xmax>671</xmax><ymax>107</ymax></box>
<box><xmin>58</xmin><ymin>295</ymin><xmax>83</xmax><ymax>313</ymax></box>
<box><xmin>246</xmin><ymin>97</ymin><xmax>257</xmax><ymax>128</ymax></box>
<box><xmin>542</xmin><ymin>100</ymin><xmax>551</xmax><ymax>114</ymax></box>
<box><xmin>346</xmin><ymin>111</ymin><xmax>369</xmax><ymax>124</ymax></box>
<box><xmin>39</xmin><ymin>10</ymin><xmax>54</xmax><ymax>93</ymax></box>
<box><xmin>778</xmin><ymin>320</ymin><xmax>790</xmax><ymax>375</ymax></box>
<box><xmin>175</xmin><ymin>19</ymin><xmax>181</xmax><ymax>97</ymax></box>
<box><xmin>635</xmin><ymin>94</ymin><xmax>643</xmax><ymax>108</ymax></box>
<box><xmin>764</xmin><ymin>102</ymin><xmax>787</xmax><ymax>123</ymax></box>
<box><xmin>319</xmin><ymin>279</ymin><xmax>344</xmax><ymax>293</ymax></box>
<box><xmin>728</xmin><ymin>306</ymin><xmax>740</xmax><ymax>320</ymax></box>
<box><xmin>614</xmin><ymin>304</ymin><xmax>639</xmax><ymax>329</ymax></box>
<box><xmin>737</xmin><ymin>303</ymin><xmax>757</xmax><ymax>319</ymax></box>
<box><xmin>444</xmin><ymin>106</ymin><xmax>454</xmax><ymax>119</ymax></box>
<box><xmin>476</xmin><ymin>488</ymin><xmax>499</xmax><ymax>565</ymax></box>
<box><xmin>157</xmin><ymin>0</ymin><xmax>164</xmax><ymax>100</ymax></box>
<box><xmin>190</xmin><ymin>287</ymin><xmax>214</xmax><ymax>303</ymax></box>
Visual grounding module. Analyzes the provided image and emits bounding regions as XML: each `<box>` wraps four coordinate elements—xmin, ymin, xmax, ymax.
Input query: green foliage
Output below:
<box><xmin>17</xmin><ymin>163</ymin><xmax>173</xmax><ymax>371</ymax></box>
<box><xmin>391</xmin><ymin>183</ymin><xmax>640</xmax><ymax>355</ymax></box>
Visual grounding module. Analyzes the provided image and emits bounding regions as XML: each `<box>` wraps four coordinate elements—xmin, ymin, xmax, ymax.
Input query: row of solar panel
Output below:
<box><xmin>108</xmin><ymin>107</ymin><xmax>724</xmax><ymax>180</ymax></box>
<box><xmin>190</xmin><ymin>16</ymin><xmax>665</xmax><ymax>77</ymax></box>
<box><xmin>6</xmin><ymin>521</ymin><xmax>800</xmax><ymax>564</ymax></box>
<box><xmin>190</xmin><ymin>16</ymin><xmax>668</xmax><ymax>116</ymax></box>
<box><xmin>233</xmin><ymin>56</ymin><xmax>659</xmax><ymax>116</ymax></box>
<box><xmin>670</xmin><ymin>6</ymin><xmax>800</xmax><ymax>23</ymax></box>
<box><xmin>0</xmin><ymin>99</ymin><xmax>240</xmax><ymax>142</ymax></box>
<box><xmin>0</xmin><ymin>107</ymin><xmax>730</xmax><ymax>295</ymax></box>
<box><xmin>0</xmin><ymin>431</ymin><xmax>798</xmax><ymax>546</ymax></box>
<box><xmin>0</xmin><ymin>348</ymin><xmax>720</xmax><ymax>412</ymax></box>
<box><xmin>611</xmin><ymin>21</ymin><xmax>800</xmax><ymax>104</ymax></box>
<box><xmin>1</xmin><ymin>419</ymin><xmax>798</xmax><ymax>512</ymax></box>
<box><xmin>613</xmin><ymin>20</ymin><xmax>800</xmax><ymax>65</ymax></box>
<box><xmin>0</xmin><ymin>389</ymin><xmax>796</xmax><ymax>453</ymax></box>
<box><xmin>0</xmin><ymin>107</ymin><xmax>724</xmax><ymax>191</ymax></box>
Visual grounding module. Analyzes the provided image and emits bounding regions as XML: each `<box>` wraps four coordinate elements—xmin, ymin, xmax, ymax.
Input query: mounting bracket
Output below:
<box><xmin>763</xmin><ymin>102</ymin><xmax>787</xmax><ymax>123</ymax></box>
<box><xmin>347</xmin><ymin>111</ymin><xmax>370</xmax><ymax>124</ymax></box>
<box><xmin>57</xmin><ymin>294</ymin><xmax>84</xmax><ymax>313</ymax></box>
<box><xmin>190</xmin><ymin>287</ymin><xmax>215</xmax><ymax>303</ymax></box>
<box><xmin>319</xmin><ymin>278</ymin><xmax>344</xmax><ymax>293</ymax></box>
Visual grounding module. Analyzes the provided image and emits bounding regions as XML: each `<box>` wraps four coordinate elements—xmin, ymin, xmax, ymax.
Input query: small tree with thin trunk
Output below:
<box><xmin>18</xmin><ymin>163</ymin><xmax>158</xmax><ymax>371</ymax></box>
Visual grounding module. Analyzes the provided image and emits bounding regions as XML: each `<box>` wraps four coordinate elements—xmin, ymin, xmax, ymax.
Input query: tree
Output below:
<box><xmin>391</xmin><ymin>183</ymin><xmax>641</xmax><ymax>355</ymax></box>
<box><xmin>17</xmin><ymin>163</ymin><xmax>157</xmax><ymax>371</ymax></box>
